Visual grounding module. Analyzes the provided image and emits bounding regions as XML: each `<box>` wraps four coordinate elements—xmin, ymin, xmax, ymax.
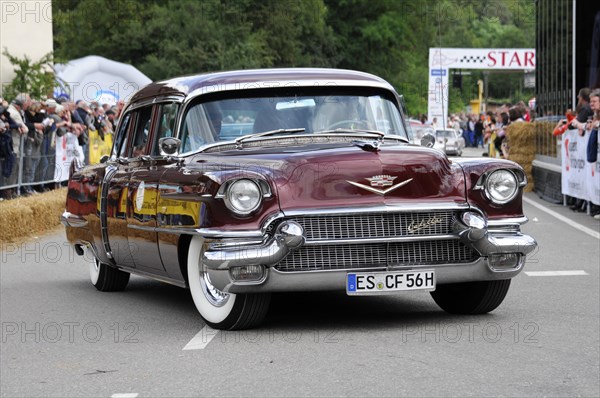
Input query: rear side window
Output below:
<box><xmin>129</xmin><ymin>106</ymin><xmax>153</xmax><ymax>158</ymax></box>
<box><xmin>114</xmin><ymin>113</ymin><xmax>131</xmax><ymax>159</ymax></box>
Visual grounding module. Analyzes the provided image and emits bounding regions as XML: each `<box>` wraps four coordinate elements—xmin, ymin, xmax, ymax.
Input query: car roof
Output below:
<box><xmin>129</xmin><ymin>68</ymin><xmax>396</xmax><ymax>103</ymax></box>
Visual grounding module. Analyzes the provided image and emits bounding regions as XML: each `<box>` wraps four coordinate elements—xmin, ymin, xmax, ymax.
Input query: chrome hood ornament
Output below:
<box><xmin>347</xmin><ymin>175</ymin><xmax>413</xmax><ymax>196</ymax></box>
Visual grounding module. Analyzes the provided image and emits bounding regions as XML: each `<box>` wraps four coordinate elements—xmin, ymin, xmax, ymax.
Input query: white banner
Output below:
<box><xmin>55</xmin><ymin>133</ymin><xmax>84</xmax><ymax>182</ymax></box>
<box><xmin>428</xmin><ymin>48</ymin><xmax>535</xmax><ymax>125</ymax></box>
<box><xmin>429</xmin><ymin>48</ymin><xmax>535</xmax><ymax>70</ymax></box>
<box><xmin>561</xmin><ymin>129</ymin><xmax>600</xmax><ymax>206</ymax></box>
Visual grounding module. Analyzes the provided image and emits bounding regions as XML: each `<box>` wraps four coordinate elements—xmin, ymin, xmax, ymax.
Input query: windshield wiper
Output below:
<box><xmin>235</xmin><ymin>128</ymin><xmax>306</xmax><ymax>146</ymax></box>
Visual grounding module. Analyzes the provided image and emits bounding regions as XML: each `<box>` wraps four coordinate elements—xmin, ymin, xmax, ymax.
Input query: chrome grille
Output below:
<box><xmin>289</xmin><ymin>211</ymin><xmax>456</xmax><ymax>241</ymax></box>
<box><xmin>275</xmin><ymin>240</ymin><xmax>478</xmax><ymax>272</ymax></box>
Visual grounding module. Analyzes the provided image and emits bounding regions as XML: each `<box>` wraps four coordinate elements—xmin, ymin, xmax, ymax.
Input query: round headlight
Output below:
<box><xmin>485</xmin><ymin>169</ymin><xmax>518</xmax><ymax>204</ymax></box>
<box><xmin>226</xmin><ymin>179</ymin><xmax>262</xmax><ymax>214</ymax></box>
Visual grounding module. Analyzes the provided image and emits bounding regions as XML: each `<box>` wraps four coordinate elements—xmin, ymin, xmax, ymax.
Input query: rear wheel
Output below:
<box><xmin>187</xmin><ymin>236</ymin><xmax>270</xmax><ymax>330</ymax></box>
<box><xmin>430</xmin><ymin>279</ymin><xmax>511</xmax><ymax>314</ymax></box>
<box><xmin>87</xmin><ymin>251</ymin><xmax>130</xmax><ymax>292</ymax></box>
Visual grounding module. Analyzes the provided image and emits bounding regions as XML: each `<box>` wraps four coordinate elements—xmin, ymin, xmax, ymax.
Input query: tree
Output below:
<box><xmin>52</xmin><ymin>0</ymin><xmax>535</xmax><ymax>116</ymax></box>
<box><xmin>1</xmin><ymin>49</ymin><xmax>55</xmax><ymax>100</ymax></box>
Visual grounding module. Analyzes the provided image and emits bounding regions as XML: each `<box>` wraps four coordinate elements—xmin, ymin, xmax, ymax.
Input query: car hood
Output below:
<box><xmin>189</xmin><ymin>143</ymin><xmax>467</xmax><ymax>212</ymax></box>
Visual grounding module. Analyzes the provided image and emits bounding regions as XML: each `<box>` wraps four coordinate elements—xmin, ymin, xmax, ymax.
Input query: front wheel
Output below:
<box><xmin>430</xmin><ymin>279</ymin><xmax>511</xmax><ymax>314</ymax></box>
<box><xmin>87</xmin><ymin>251</ymin><xmax>130</xmax><ymax>292</ymax></box>
<box><xmin>187</xmin><ymin>236</ymin><xmax>270</xmax><ymax>330</ymax></box>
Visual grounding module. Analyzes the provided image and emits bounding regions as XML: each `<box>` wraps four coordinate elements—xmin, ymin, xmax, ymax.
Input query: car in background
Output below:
<box><xmin>411</xmin><ymin>124</ymin><xmax>436</xmax><ymax>146</ymax></box>
<box><xmin>434</xmin><ymin>128</ymin><xmax>464</xmax><ymax>156</ymax></box>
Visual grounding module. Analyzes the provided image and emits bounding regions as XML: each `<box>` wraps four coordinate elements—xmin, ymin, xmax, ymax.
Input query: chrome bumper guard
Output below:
<box><xmin>202</xmin><ymin>221</ymin><xmax>305</xmax><ymax>270</ymax></box>
<box><xmin>200</xmin><ymin>212</ymin><xmax>537</xmax><ymax>293</ymax></box>
<box><xmin>452</xmin><ymin>212</ymin><xmax>537</xmax><ymax>257</ymax></box>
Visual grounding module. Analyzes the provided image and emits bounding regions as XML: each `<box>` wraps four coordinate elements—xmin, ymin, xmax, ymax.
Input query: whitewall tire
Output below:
<box><xmin>187</xmin><ymin>236</ymin><xmax>270</xmax><ymax>330</ymax></box>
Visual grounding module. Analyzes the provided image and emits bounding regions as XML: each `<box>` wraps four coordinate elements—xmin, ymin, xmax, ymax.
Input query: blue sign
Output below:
<box><xmin>431</xmin><ymin>69</ymin><xmax>447</xmax><ymax>76</ymax></box>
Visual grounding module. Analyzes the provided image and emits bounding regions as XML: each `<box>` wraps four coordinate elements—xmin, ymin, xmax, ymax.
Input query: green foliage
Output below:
<box><xmin>2</xmin><ymin>49</ymin><xmax>55</xmax><ymax>100</ymax></box>
<box><xmin>52</xmin><ymin>0</ymin><xmax>535</xmax><ymax>116</ymax></box>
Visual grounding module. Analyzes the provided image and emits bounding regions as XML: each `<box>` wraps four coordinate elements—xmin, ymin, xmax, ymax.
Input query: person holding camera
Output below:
<box><xmin>0</xmin><ymin>104</ymin><xmax>17</xmax><ymax>199</ymax></box>
<box><xmin>91</xmin><ymin>104</ymin><xmax>109</xmax><ymax>141</ymax></box>
<box><xmin>570</xmin><ymin>88</ymin><xmax>594</xmax><ymax>136</ymax></box>
<box><xmin>22</xmin><ymin>101</ymin><xmax>48</xmax><ymax>195</ymax></box>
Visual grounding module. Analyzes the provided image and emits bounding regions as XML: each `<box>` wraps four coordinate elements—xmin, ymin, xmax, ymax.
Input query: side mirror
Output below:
<box><xmin>100</xmin><ymin>155</ymin><xmax>110</xmax><ymax>164</ymax></box>
<box><xmin>159</xmin><ymin>137</ymin><xmax>181</xmax><ymax>156</ymax></box>
<box><xmin>420</xmin><ymin>133</ymin><xmax>435</xmax><ymax>148</ymax></box>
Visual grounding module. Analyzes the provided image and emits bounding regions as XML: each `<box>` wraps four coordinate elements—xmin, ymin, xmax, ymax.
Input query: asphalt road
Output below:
<box><xmin>1</xmin><ymin>182</ymin><xmax>599</xmax><ymax>396</ymax></box>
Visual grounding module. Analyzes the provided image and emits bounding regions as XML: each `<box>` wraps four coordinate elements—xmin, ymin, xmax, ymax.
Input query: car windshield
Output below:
<box><xmin>180</xmin><ymin>89</ymin><xmax>408</xmax><ymax>153</ymax></box>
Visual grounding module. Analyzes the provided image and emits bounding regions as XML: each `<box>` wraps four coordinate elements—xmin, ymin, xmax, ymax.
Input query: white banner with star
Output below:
<box><xmin>427</xmin><ymin>48</ymin><xmax>535</xmax><ymax>124</ymax></box>
<box><xmin>429</xmin><ymin>48</ymin><xmax>535</xmax><ymax>70</ymax></box>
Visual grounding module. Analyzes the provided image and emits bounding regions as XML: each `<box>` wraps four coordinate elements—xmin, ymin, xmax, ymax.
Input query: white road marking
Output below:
<box><xmin>183</xmin><ymin>326</ymin><xmax>219</xmax><ymax>350</ymax></box>
<box><xmin>525</xmin><ymin>270</ymin><xmax>589</xmax><ymax>276</ymax></box>
<box><xmin>111</xmin><ymin>394</ymin><xmax>139</xmax><ymax>398</ymax></box>
<box><xmin>523</xmin><ymin>196</ymin><xmax>600</xmax><ymax>240</ymax></box>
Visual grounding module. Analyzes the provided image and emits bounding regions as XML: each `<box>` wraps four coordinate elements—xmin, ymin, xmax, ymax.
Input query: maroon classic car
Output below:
<box><xmin>62</xmin><ymin>68</ymin><xmax>537</xmax><ymax>330</ymax></box>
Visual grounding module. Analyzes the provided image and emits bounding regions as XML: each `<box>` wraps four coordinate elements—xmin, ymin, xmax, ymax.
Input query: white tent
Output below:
<box><xmin>54</xmin><ymin>55</ymin><xmax>152</xmax><ymax>105</ymax></box>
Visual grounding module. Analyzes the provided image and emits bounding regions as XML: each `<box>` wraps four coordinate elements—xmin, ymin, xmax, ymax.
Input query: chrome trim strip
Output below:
<box><xmin>99</xmin><ymin>166</ymin><xmax>118</xmax><ymax>261</ymax></box>
<box><xmin>115</xmin><ymin>266</ymin><xmax>187</xmax><ymax>288</ymax></box>
<box><xmin>196</xmin><ymin>228</ymin><xmax>264</xmax><ymax>238</ymax></box>
<box><xmin>61</xmin><ymin>211</ymin><xmax>88</xmax><ymax>228</ymax></box>
<box><xmin>159</xmin><ymin>192</ymin><xmax>209</xmax><ymax>201</ymax></box>
<box><xmin>488</xmin><ymin>217</ymin><xmax>529</xmax><ymax>226</ymax></box>
<box><xmin>209</xmin><ymin>239</ymin><xmax>266</xmax><ymax>249</ymax></box>
<box><xmin>282</xmin><ymin>203</ymin><xmax>469</xmax><ymax>217</ymax></box>
<box><xmin>304</xmin><ymin>234</ymin><xmax>459</xmax><ymax>246</ymax></box>
<box><xmin>127</xmin><ymin>224</ymin><xmax>266</xmax><ymax>238</ymax></box>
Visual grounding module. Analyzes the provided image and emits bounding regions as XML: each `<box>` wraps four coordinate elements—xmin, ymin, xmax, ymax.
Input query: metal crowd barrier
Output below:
<box><xmin>0</xmin><ymin>134</ymin><xmax>68</xmax><ymax>197</ymax></box>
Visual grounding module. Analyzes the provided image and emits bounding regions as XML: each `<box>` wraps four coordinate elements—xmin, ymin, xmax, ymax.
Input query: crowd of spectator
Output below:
<box><xmin>419</xmin><ymin>100</ymin><xmax>532</xmax><ymax>159</ymax></box>
<box><xmin>0</xmin><ymin>93</ymin><xmax>123</xmax><ymax>200</ymax></box>
<box><xmin>552</xmin><ymin>87</ymin><xmax>600</xmax><ymax>219</ymax></box>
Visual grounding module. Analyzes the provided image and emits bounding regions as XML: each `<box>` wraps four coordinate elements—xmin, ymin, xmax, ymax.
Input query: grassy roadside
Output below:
<box><xmin>0</xmin><ymin>188</ymin><xmax>67</xmax><ymax>244</ymax></box>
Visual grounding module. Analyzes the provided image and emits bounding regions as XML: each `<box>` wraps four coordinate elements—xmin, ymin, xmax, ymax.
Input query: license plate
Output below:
<box><xmin>346</xmin><ymin>270</ymin><xmax>436</xmax><ymax>295</ymax></box>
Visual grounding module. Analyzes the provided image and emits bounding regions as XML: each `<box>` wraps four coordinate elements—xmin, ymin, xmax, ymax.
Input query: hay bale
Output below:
<box><xmin>0</xmin><ymin>188</ymin><xmax>67</xmax><ymax>244</ymax></box>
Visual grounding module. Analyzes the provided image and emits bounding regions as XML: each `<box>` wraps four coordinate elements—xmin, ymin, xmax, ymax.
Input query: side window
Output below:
<box><xmin>115</xmin><ymin>113</ymin><xmax>132</xmax><ymax>158</ymax></box>
<box><xmin>152</xmin><ymin>103</ymin><xmax>179</xmax><ymax>155</ymax></box>
<box><xmin>130</xmin><ymin>106</ymin><xmax>153</xmax><ymax>158</ymax></box>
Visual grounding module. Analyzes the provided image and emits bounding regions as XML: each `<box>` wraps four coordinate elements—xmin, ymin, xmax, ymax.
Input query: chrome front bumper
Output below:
<box><xmin>201</xmin><ymin>212</ymin><xmax>537</xmax><ymax>293</ymax></box>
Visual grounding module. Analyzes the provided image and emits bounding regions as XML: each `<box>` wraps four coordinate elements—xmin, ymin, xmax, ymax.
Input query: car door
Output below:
<box><xmin>103</xmin><ymin>110</ymin><xmax>136</xmax><ymax>268</ymax></box>
<box><xmin>121</xmin><ymin>104</ymin><xmax>168</xmax><ymax>273</ymax></box>
<box><xmin>127</xmin><ymin>101</ymin><xmax>185</xmax><ymax>275</ymax></box>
